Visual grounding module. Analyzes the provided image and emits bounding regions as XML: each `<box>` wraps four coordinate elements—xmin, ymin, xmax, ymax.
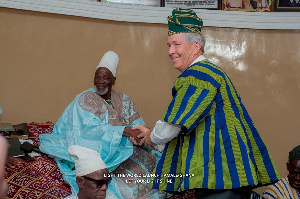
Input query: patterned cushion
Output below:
<box><xmin>28</xmin><ymin>122</ymin><xmax>54</xmax><ymax>137</ymax></box>
<box><xmin>5</xmin><ymin>122</ymin><xmax>72</xmax><ymax>199</ymax></box>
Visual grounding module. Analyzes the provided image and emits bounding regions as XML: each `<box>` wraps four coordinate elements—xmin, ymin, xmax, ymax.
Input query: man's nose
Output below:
<box><xmin>101</xmin><ymin>183</ymin><xmax>108</xmax><ymax>191</ymax></box>
<box><xmin>168</xmin><ymin>45</ymin><xmax>175</xmax><ymax>55</ymax></box>
<box><xmin>97</xmin><ymin>77</ymin><xmax>104</xmax><ymax>83</ymax></box>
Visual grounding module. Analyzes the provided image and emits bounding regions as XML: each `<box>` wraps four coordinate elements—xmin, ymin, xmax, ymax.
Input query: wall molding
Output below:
<box><xmin>1</xmin><ymin>0</ymin><xmax>300</xmax><ymax>30</ymax></box>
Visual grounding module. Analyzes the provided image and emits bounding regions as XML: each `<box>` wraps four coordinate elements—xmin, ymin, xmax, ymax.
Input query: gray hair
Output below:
<box><xmin>183</xmin><ymin>33</ymin><xmax>205</xmax><ymax>54</ymax></box>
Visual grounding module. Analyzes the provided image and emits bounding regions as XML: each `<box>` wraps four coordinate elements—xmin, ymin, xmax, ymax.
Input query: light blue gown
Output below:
<box><xmin>39</xmin><ymin>88</ymin><xmax>164</xmax><ymax>198</ymax></box>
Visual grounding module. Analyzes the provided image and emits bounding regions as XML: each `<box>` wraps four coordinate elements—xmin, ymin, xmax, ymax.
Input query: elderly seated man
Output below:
<box><xmin>39</xmin><ymin>51</ymin><xmax>165</xmax><ymax>198</ymax></box>
<box><xmin>263</xmin><ymin>144</ymin><xmax>300</xmax><ymax>199</ymax></box>
<box><xmin>65</xmin><ymin>145</ymin><xmax>113</xmax><ymax>199</ymax></box>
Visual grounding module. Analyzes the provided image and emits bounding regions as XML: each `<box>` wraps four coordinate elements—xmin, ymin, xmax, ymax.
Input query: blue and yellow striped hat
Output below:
<box><xmin>168</xmin><ymin>8</ymin><xmax>203</xmax><ymax>36</ymax></box>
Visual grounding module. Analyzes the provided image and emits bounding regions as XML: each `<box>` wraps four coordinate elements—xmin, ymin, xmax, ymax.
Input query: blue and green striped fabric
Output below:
<box><xmin>151</xmin><ymin>59</ymin><xmax>280</xmax><ymax>192</ymax></box>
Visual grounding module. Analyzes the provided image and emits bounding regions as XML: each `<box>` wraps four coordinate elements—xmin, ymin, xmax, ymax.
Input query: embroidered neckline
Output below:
<box><xmin>105</xmin><ymin>99</ymin><xmax>114</xmax><ymax>109</ymax></box>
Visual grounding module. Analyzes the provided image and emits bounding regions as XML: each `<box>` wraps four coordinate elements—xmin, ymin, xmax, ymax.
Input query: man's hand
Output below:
<box><xmin>131</xmin><ymin>125</ymin><xmax>153</xmax><ymax>147</ymax></box>
<box><xmin>123</xmin><ymin>127</ymin><xmax>142</xmax><ymax>145</ymax></box>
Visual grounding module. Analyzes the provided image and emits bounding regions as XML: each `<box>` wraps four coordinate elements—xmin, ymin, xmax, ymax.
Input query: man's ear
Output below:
<box><xmin>286</xmin><ymin>162</ymin><xmax>290</xmax><ymax>171</ymax></box>
<box><xmin>193</xmin><ymin>41</ymin><xmax>202</xmax><ymax>55</ymax></box>
<box><xmin>77</xmin><ymin>176</ymin><xmax>84</xmax><ymax>188</ymax></box>
<box><xmin>112</xmin><ymin>77</ymin><xmax>116</xmax><ymax>86</ymax></box>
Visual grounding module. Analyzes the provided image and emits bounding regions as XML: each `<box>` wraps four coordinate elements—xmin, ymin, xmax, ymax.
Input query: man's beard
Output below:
<box><xmin>96</xmin><ymin>86</ymin><xmax>109</xmax><ymax>96</ymax></box>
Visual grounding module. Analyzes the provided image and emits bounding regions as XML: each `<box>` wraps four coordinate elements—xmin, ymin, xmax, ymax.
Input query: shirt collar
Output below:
<box><xmin>190</xmin><ymin>55</ymin><xmax>206</xmax><ymax>66</ymax></box>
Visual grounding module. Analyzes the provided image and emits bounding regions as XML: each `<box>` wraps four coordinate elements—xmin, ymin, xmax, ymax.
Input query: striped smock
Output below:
<box><xmin>151</xmin><ymin>59</ymin><xmax>280</xmax><ymax>192</ymax></box>
<box><xmin>263</xmin><ymin>176</ymin><xmax>300</xmax><ymax>199</ymax></box>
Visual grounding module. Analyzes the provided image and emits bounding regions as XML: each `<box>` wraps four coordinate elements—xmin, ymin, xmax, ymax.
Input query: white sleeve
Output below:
<box><xmin>150</xmin><ymin>120</ymin><xmax>182</xmax><ymax>145</ymax></box>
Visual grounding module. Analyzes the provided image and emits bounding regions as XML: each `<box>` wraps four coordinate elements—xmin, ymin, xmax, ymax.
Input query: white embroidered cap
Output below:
<box><xmin>68</xmin><ymin>145</ymin><xmax>107</xmax><ymax>176</ymax></box>
<box><xmin>96</xmin><ymin>51</ymin><xmax>119</xmax><ymax>77</ymax></box>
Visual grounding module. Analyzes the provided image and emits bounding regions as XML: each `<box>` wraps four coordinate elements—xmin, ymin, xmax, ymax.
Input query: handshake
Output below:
<box><xmin>122</xmin><ymin>125</ymin><xmax>153</xmax><ymax>147</ymax></box>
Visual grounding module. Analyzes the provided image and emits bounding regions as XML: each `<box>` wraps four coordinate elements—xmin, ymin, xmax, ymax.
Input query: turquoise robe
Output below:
<box><xmin>39</xmin><ymin>88</ymin><xmax>146</xmax><ymax>197</ymax></box>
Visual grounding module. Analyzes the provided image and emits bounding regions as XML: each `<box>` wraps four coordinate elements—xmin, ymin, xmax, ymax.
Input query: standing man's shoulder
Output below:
<box><xmin>191</xmin><ymin>59</ymin><xmax>223</xmax><ymax>74</ymax></box>
<box><xmin>180</xmin><ymin>60</ymin><xmax>224</xmax><ymax>88</ymax></box>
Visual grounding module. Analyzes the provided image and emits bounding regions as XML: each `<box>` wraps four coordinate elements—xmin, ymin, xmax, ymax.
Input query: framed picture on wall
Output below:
<box><xmin>103</xmin><ymin>0</ymin><xmax>161</xmax><ymax>6</ymax></box>
<box><xmin>275</xmin><ymin>0</ymin><xmax>300</xmax><ymax>11</ymax></box>
<box><xmin>222</xmin><ymin>0</ymin><xmax>273</xmax><ymax>11</ymax></box>
<box><xmin>161</xmin><ymin>0</ymin><xmax>221</xmax><ymax>10</ymax></box>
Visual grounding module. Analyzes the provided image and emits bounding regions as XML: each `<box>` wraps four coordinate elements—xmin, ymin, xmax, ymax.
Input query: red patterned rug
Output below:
<box><xmin>5</xmin><ymin>155</ymin><xmax>71</xmax><ymax>199</ymax></box>
<box><xmin>5</xmin><ymin>122</ymin><xmax>71</xmax><ymax>199</ymax></box>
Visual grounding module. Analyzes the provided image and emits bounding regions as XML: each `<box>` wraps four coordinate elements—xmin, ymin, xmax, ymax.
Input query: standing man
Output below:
<box><xmin>263</xmin><ymin>145</ymin><xmax>300</xmax><ymax>199</ymax></box>
<box><xmin>133</xmin><ymin>8</ymin><xmax>280</xmax><ymax>198</ymax></box>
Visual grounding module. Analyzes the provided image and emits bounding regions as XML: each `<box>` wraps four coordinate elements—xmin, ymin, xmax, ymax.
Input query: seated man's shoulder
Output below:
<box><xmin>64</xmin><ymin>195</ymin><xmax>78</xmax><ymax>199</ymax></box>
<box><xmin>111</xmin><ymin>90</ymin><xmax>132</xmax><ymax>101</ymax></box>
<box><xmin>262</xmin><ymin>177</ymin><xmax>288</xmax><ymax>199</ymax></box>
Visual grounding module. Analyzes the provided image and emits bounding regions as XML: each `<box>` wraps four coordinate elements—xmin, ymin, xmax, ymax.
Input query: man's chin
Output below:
<box><xmin>173</xmin><ymin>64</ymin><xmax>181</xmax><ymax>70</ymax></box>
<box><xmin>96</xmin><ymin>87</ymin><xmax>109</xmax><ymax>96</ymax></box>
<box><xmin>95</xmin><ymin>194</ymin><xmax>106</xmax><ymax>199</ymax></box>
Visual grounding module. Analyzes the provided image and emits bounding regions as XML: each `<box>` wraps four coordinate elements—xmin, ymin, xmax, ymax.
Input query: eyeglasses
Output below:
<box><xmin>83</xmin><ymin>176</ymin><xmax>112</xmax><ymax>188</ymax></box>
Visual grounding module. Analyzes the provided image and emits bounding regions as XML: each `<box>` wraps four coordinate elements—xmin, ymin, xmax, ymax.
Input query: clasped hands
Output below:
<box><xmin>123</xmin><ymin>125</ymin><xmax>153</xmax><ymax>147</ymax></box>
